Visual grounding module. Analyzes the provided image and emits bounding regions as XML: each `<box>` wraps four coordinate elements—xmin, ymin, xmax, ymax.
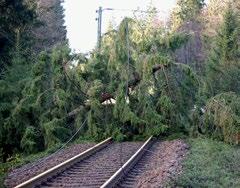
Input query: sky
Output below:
<box><xmin>63</xmin><ymin>0</ymin><xmax>177</xmax><ymax>53</ymax></box>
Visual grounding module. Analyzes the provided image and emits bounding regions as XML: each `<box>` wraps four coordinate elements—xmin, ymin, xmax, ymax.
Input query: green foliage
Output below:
<box><xmin>178</xmin><ymin>0</ymin><xmax>205</xmax><ymax>21</ymax></box>
<box><xmin>80</xmin><ymin>17</ymin><xmax>195</xmax><ymax>141</ymax></box>
<box><xmin>215</xmin><ymin>5</ymin><xmax>239</xmax><ymax>62</ymax></box>
<box><xmin>202</xmin><ymin>92</ymin><xmax>240</xmax><ymax>144</ymax></box>
<box><xmin>0</xmin><ymin>45</ymin><xmax>75</xmax><ymax>160</ymax></box>
<box><xmin>2</xmin><ymin>0</ymin><xmax>240</xmax><ymax>166</ymax></box>
<box><xmin>196</xmin><ymin>5</ymin><xmax>240</xmax><ymax>144</ymax></box>
<box><xmin>206</xmin><ymin>6</ymin><xmax>240</xmax><ymax>96</ymax></box>
<box><xmin>113</xmin><ymin>85</ymin><xmax>143</xmax><ymax>126</ymax></box>
<box><xmin>0</xmin><ymin>0</ymin><xmax>36</xmax><ymax>31</ymax></box>
<box><xmin>0</xmin><ymin>0</ymin><xmax>37</xmax><ymax>72</ymax></box>
<box><xmin>42</xmin><ymin>118</ymin><xmax>71</xmax><ymax>148</ymax></box>
<box><xmin>20</xmin><ymin>126</ymin><xmax>39</xmax><ymax>154</ymax></box>
<box><xmin>171</xmin><ymin>0</ymin><xmax>205</xmax><ymax>30</ymax></box>
<box><xmin>0</xmin><ymin>56</ymin><xmax>32</xmax><ymax>161</ymax></box>
<box><xmin>171</xmin><ymin>138</ymin><xmax>240</xmax><ymax>187</ymax></box>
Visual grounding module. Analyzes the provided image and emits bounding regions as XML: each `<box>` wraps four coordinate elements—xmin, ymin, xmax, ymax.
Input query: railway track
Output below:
<box><xmin>14</xmin><ymin>137</ymin><xmax>153</xmax><ymax>188</ymax></box>
<box><xmin>106</xmin><ymin>140</ymin><xmax>189</xmax><ymax>188</ymax></box>
<box><xmin>12</xmin><ymin>136</ymin><xmax>188</xmax><ymax>188</ymax></box>
<box><xmin>115</xmin><ymin>141</ymin><xmax>162</xmax><ymax>188</ymax></box>
<box><xmin>38</xmin><ymin>142</ymin><xmax>143</xmax><ymax>188</ymax></box>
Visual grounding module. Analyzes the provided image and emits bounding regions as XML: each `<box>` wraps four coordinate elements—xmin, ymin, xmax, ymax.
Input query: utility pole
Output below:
<box><xmin>95</xmin><ymin>7</ymin><xmax>153</xmax><ymax>50</ymax></box>
<box><xmin>96</xmin><ymin>6</ymin><xmax>103</xmax><ymax>50</ymax></box>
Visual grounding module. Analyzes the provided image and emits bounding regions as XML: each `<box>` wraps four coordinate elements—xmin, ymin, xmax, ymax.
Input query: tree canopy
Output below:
<box><xmin>0</xmin><ymin>0</ymin><xmax>240</xmax><ymax>162</ymax></box>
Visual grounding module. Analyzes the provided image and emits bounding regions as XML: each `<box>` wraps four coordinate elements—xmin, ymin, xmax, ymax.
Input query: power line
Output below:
<box><xmin>102</xmin><ymin>7</ymin><xmax>167</xmax><ymax>14</ymax></box>
<box><xmin>95</xmin><ymin>6</ymin><xmax>167</xmax><ymax>51</ymax></box>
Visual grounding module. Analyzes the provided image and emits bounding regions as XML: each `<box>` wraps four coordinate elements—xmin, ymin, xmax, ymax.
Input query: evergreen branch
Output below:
<box><xmin>63</xmin><ymin>62</ymin><xmax>88</xmax><ymax>98</ymax></box>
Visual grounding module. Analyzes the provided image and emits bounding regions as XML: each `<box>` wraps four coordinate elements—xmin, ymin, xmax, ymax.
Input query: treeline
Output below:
<box><xmin>0</xmin><ymin>0</ymin><xmax>67</xmax><ymax>161</ymax></box>
<box><xmin>0</xmin><ymin>0</ymin><xmax>240</xmax><ymax>162</ymax></box>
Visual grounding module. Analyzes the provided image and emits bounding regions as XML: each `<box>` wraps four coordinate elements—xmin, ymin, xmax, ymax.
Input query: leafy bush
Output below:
<box><xmin>20</xmin><ymin>127</ymin><xmax>39</xmax><ymax>154</ymax></box>
<box><xmin>42</xmin><ymin>118</ymin><xmax>71</xmax><ymax>148</ymax></box>
<box><xmin>203</xmin><ymin>92</ymin><xmax>240</xmax><ymax>144</ymax></box>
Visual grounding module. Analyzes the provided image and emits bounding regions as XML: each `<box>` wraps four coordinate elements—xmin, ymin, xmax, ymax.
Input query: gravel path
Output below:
<box><xmin>5</xmin><ymin>143</ymin><xmax>96</xmax><ymax>188</ymax></box>
<box><xmin>38</xmin><ymin>142</ymin><xmax>142</xmax><ymax>187</ymax></box>
<box><xmin>117</xmin><ymin>140</ymin><xmax>189</xmax><ymax>188</ymax></box>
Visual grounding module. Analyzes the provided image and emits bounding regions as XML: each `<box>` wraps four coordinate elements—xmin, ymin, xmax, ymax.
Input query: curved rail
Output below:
<box><xmin>101</xmin><ymin>136</ymin><xmax>153</xmax><ymax>188</ymax></box>
<box><xmin>14</xmin><ymin>137</ymin><xmax>112</xmax><ymax>188</ymax></box>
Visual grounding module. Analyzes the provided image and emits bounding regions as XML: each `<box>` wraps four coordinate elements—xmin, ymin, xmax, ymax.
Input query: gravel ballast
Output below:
<box><xmin>4</xmin><ymin>143</ymin><xmax>96</xmax><ymax>187</ymax></box>
<box><xmin>5</xmin><ymin>139</ymin><xmax>188</xmax><ymax>188</ymax></box>
<box><xmin>40</xmin><ymin>142</ymin><xmax>143</xmax><ymax>187</ymax></box>
<box><xmin>118</xmin><ymin>139</ymin><xmax>189</xmax><ymax>188</ymax></box>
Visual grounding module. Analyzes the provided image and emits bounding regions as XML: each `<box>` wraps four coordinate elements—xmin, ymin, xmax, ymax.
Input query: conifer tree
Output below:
<box><xmin>171</xmin><ymin>0</ymin><xmax>205</xmax><ymax>29</ymax></box>
<box><xmin>206</xmin><ymin>5</ymin><xmax>240</xmax><ymax>96</ymax></box>
<box><xmin>0</xmin><ymin>0</ymin><xmax>36</xmax><ymax>72</ymax></box>
<box><xmin>170</xmin><ymin>0</ymin><xmax>206</xmax><ymax>74</ymax></box>
<box><xmin>0</xmin><ymin>56</ymin><xmax>32</xmax><ymax>161</ymax></box>
<box><xmin>32</xmin><ymin>0</ymin><xmax>67</xmax><ymax>52</ymax></box>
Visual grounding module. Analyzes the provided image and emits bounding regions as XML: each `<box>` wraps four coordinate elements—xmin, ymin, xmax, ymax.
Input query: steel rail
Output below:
<box><xmin>101</xmin><ymin>136</ymin><xmax>153</xmax><ymax>188</ymax></box>
<box><xmin>14</xmin><ymin>137</ymin><xmax>112</xmax><ymax>188</ymax></box>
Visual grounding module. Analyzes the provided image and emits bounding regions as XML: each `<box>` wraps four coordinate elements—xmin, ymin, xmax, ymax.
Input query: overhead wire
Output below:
<box><xmin>103</xmin><ymin>7</ymin><xmax>168</xmax><ymax>14</ymax></box>
<box><xmin>2</xmin><ymin>2</ymin><xmax>195</xmax><ymax>177</ymax></box>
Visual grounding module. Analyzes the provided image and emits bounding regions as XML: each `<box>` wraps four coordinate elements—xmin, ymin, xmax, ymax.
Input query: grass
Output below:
<box><xmin>172</xmin><ymin>138</ymin><xmax>240</xmax><ymax>188</ymax></box>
